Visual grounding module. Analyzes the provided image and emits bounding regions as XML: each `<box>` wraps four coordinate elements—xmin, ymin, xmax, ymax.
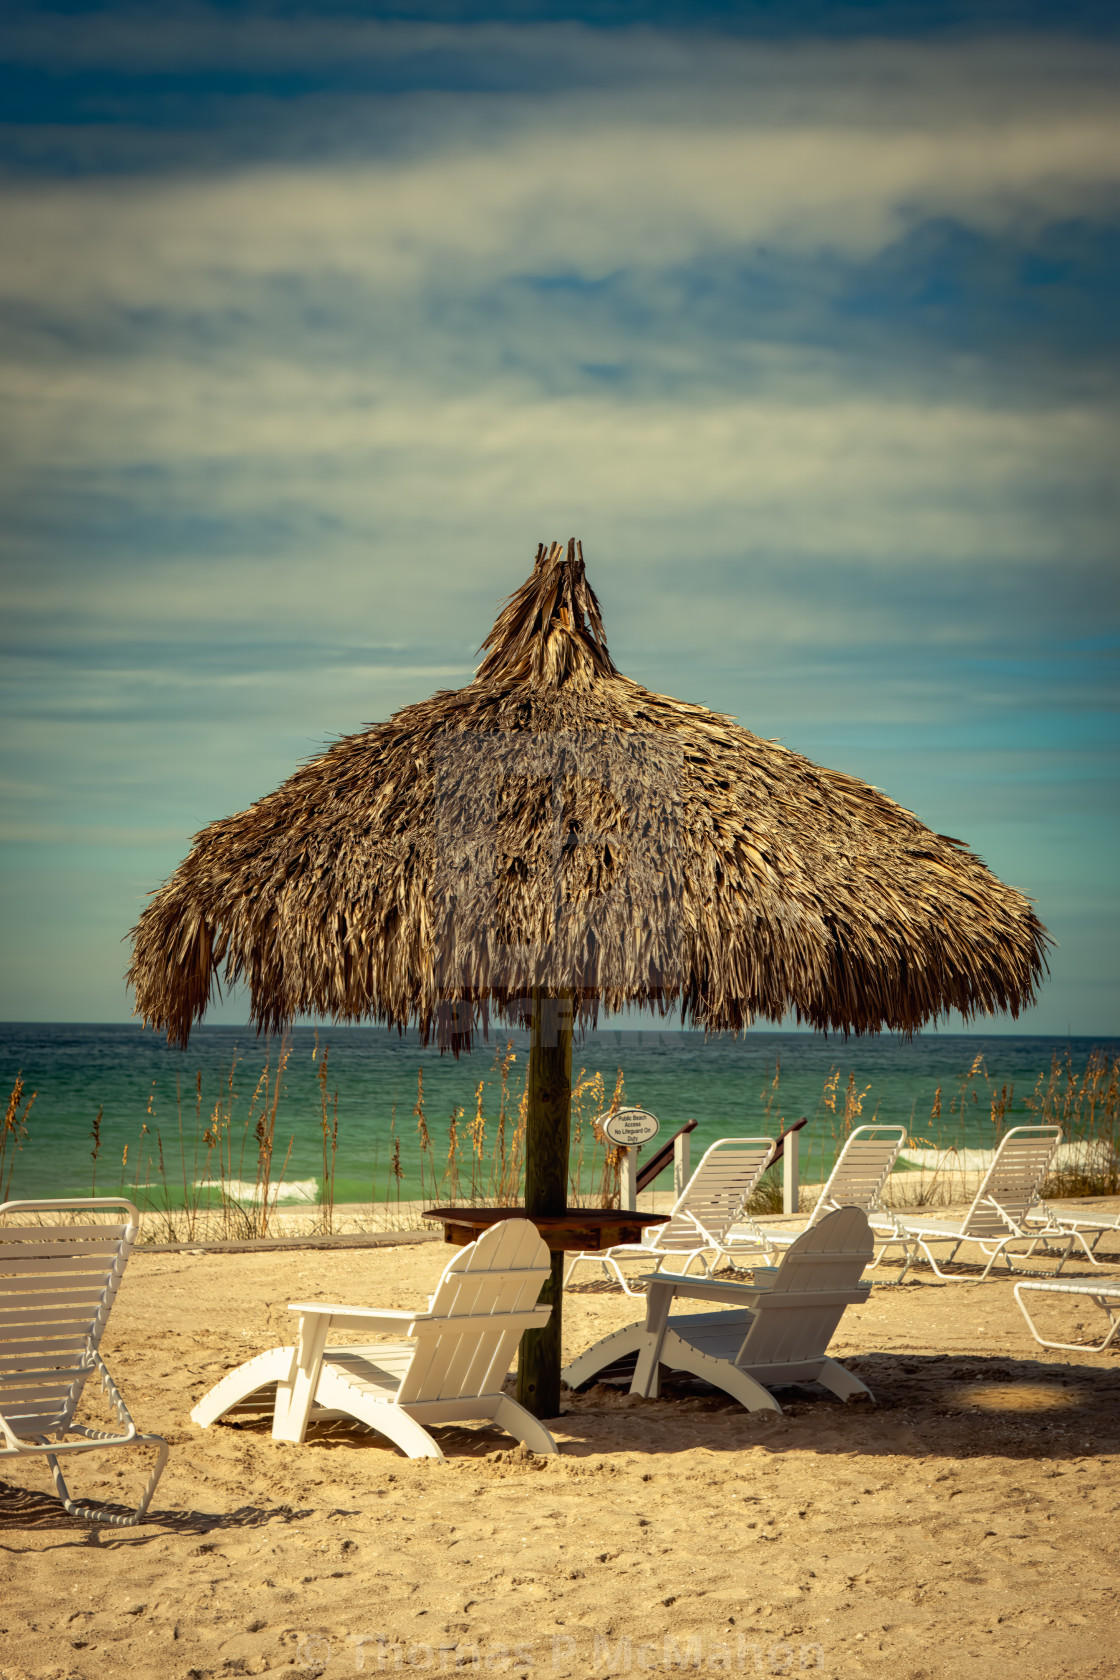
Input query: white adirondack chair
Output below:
<box><xmin>562</xmin><ymin>1206</ymin><xmax>874</xmax><ymax>1413</ymax></box>
<box><xmin>191</xmin><ymin>1218</ymin><xmax>559</xmax><ymax>1459</ymax></box>
<box><xmin>879</xmin><ymin>1125</ymin><xmax>1084</xmax><ymax>1280</ymax></box>
<box><xmin>564</xmin><ymin>1137</ymin><xmax>777</xmax><ymax>1296</ymax></box>
<box><xmin>727</xmin><ymin>1124</ymin><xmax>909</xmax><ymax>1264</ymax></box>
<box><xmin>0</xmin><ymin>1198</ymin><xmax>169</xmax><ymax>1526</ymax></box>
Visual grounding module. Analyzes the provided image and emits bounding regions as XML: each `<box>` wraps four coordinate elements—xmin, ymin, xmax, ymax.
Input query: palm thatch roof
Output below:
<box><xmin>129</xmin><ymin>540</ymin><xmax>1048</xmax><ymax>1050</ymax></box>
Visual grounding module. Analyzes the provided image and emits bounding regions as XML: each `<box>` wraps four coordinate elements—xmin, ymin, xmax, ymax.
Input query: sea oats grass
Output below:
<box><xmin>5</xmin><ymin>1045</ymin><xmax>1115</xmax><ymax>1238</ymax></box>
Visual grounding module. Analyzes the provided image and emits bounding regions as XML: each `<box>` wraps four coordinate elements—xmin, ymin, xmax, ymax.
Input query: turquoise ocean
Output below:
<box><xmin>1</xmin><ymin>1023</ymin><xmax>1114</xmax><ymax>1207</ymax></box>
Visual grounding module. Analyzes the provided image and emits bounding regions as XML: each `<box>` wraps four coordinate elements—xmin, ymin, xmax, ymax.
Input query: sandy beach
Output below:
<box><xmin>2</xmin><ymin>1210</ymin><xmax>1119</xmax><ymax>1680</ymax></box>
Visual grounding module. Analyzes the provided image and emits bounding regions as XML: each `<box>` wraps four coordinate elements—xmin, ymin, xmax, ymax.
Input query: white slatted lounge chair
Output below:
<box><xmin>563</xmin><ymin>1207</ymin><xmax>874</xmax><ymax>1413</ymax></box>
<box><xmin>192</xmin><ymin>1218</ymin><xmax>559</xmax><ymax>1460</ymax></box>
<box><xmin>726</xmin><ymin>1124</ymin><xmax>909</xmax><ymax>1265</ymax></box>
<box><xmin>0</xmin><ymin>1198</ymin><xmax>169</xmax><ymax>1527</ymax></box>
<box><xmin>564</xmin><ymin>1137</ymin><xmax>777</xmax><ymax>1296</ymax></box>
<box><xmin>1013</xmin><ymin>1279</ymin><xmax>1120</xmax><ymax>1353</ymax></box>
<box><xmin>879</xmin><ymin>1126</ymin><xmax>1085</xmax><ymax>1281</ymax></box>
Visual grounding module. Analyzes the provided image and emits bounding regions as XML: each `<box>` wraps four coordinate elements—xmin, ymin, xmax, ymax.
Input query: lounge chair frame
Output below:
<box><xmin>1013</xmin><ymin>1279</ymin><xmax>1120</xmax><ymax>1353</ymax></box>
<box><xmin>564</xmin><ymin>1137</ymin><xmax>777</xmax><ymax>1296</ymax></box>
<box><xmin>730</xmin><ymin>1123</ymin><xmax>910</xmax><ymax>1268</ymax></box>
<box><xmin>1026</xmin><ymin>1204</ymin><xmax>1120</xmax><ymax>1265</ymax></box>
<box><xmin>878</xmin><ymin>1127</ymin><xmax>1090</xmax><ymax>1281</ymax></box>
<box><xmin>1</xmin><ymin>1198</ymin><xmax>169</xmax><ymax>1526</ymax></box>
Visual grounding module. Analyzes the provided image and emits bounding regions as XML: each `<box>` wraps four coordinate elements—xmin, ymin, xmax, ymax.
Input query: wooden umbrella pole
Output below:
<box><xmin>516</xmin><ymin>987</ymin><xmax>572</xmax><ymax>1420</ymax></box>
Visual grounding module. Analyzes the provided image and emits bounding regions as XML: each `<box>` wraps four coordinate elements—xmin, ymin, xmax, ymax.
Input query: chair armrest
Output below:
<box><xmin>287</xmin><ymin>1302</ymin><xmax>553</xmax><ymax>1339</ymax></box>
<box><xmin>647</xmin><ymin>1274</ymin><xmax>767</xmax><ymax>1307</ymax></box>
<box><xmin>287</xmin><ymin>1302</ymin><xmax>430</xmax><ymax>1325</ymax></box>
<box><xmin>752</xmin><ymin>1285</ymin><xmax>871</xmax><ymax>1309</ymax></box>
<box><xmin>410</xmin><ymin>1306</ymin><xmax>552</xmax><ymax>1337</ymax></box>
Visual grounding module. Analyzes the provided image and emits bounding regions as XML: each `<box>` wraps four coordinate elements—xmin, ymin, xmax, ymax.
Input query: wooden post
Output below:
<box><xmin>516</xmin><ymin>988</ymin><xmax>572</xmax><ymax>1420</ymax></box>
<box><xmin>673</xmin><ymin>1129</ymin><xmax>692</xmax><ymax>1198</ymax></box>
<box><xmin>782</xmin><ymin>1124</ymin><xmax>800</xmax><ymax>1217</ymax></box>
<box><xmin>620</xmin><ymin>1148</ymin><xmax>637</xmax><ymax>1212</ymax></box>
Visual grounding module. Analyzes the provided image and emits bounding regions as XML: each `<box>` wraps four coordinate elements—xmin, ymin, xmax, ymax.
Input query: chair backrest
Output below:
<box><xmin>735</xmin><ymin>1206</ymin><xmax>872</xmax><ymax>1371</ymax></box>
<box><xmin>960</xmin><ymin>1126</ymin><xmax>1061</xmax><ymax>1238</ymax></box>
<box><xmin>807</xmin><ymin>1125</ymin><xmax>907</xmax><ymax>1225</ymax></box>
<box><xmin>397</xmin><ymin>1218</ymin><xmax>551</xmax><ymax>1406</ymax></box>
<box><xmin>651</xmin><ymin>1137</ymin><xmax>776</xmax><ymax>1253</ymax></box>
<box><xmin>0</xmin><ymin>1198</ymin><xmax>138</xmax><ymax>1444</ymax></box>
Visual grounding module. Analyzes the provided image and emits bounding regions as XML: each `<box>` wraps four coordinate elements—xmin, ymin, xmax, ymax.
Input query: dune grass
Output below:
<box><xmin>3</xmin><ymin>1044</ymin><xmax>1117</xmax><ymax>1241</ymax></box>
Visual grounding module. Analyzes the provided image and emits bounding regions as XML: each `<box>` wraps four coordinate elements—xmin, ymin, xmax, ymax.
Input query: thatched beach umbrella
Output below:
<box><xmin>129</xmin><ymin>540</ymin><xmax>1047</xmax><ymax>1415</ymax></box>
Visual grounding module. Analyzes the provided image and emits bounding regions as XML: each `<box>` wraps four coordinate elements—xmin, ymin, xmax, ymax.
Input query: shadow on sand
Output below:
<box><xmin>0</xmin><ymin>1481</ymin><xmax>314</xmax><ymax>1546</ymax></box>
<box><xmin>558</xmin><ymin>1347</ymin><xmax>1120</xmax><ymax>1462</ymax></box>
<box><xmin>3</xmin><ymin>1350</ymin><xmax>1116</xmax><ymax>1538</ymax></box>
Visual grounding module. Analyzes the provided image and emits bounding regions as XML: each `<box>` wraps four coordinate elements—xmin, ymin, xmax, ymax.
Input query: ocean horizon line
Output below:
<box><xmin>1</xmin><ymin>1020</ymin><xmax>1113</xmax><ymax>1043</ymax></box>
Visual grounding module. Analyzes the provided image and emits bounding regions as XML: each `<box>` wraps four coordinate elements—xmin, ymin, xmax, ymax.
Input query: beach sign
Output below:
<box><xmin>600</xmin><ymin>1107</ymin><xmax>660</xmax><ymax>1148</ymax></box>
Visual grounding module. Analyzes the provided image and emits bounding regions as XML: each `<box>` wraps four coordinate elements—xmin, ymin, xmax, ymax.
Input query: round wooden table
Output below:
<box><xmin>422</xmin><ymin>1206</ymin><xmax>669</xmax><ymax>1252</ymax></box>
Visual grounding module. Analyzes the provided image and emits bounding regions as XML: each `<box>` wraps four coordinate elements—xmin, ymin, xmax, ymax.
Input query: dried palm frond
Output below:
<box><xmin>129</xmin><ymin>540</ymin><xmax>1048</xmax><ymax>1050</ymax></box>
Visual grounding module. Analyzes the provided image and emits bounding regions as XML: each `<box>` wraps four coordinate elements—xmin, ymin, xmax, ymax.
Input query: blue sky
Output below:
<box><xmin>0</xmin><ymin>1</ymin><xmax>1117</xmax><ymax>1034</ymax></box>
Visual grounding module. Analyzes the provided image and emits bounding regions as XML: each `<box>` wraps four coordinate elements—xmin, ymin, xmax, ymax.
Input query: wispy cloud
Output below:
<box><xmin>4</xmin><ymin>110</ymin><xmax>1119</xmax><ymax>302</ymax></box>
<box><xmin>0</xmin><ymin>11</ymin><xmax>1116</xmax><ymax>1027</ymax></box>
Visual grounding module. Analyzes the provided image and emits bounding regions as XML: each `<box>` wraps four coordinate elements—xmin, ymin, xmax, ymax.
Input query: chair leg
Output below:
<box><xmin>603</xmin><ymin>1255</ymin><xmax>647</xmax><ymax>1297</ymax></box>
<box><xmin>1067</xmin><ymin>1229</ymin><xmax>1101</xmax><ymax>1263</ymax></box>
<box><xmin>297</xmin><ymin>1364</ymin><xmax>444</xmax><ymax>1459</ymax></box>
<box><xmin>931</xmin><ymin>1235</ymin><xmax>1049</xmax><ymax>1283</ymax></box>
<box><xmin>1099</xmin><ymin>1302</ymin><xmax>1120</xmax><ymax>1351</ymax></box>
<box><xmin>655</xmin><ymin>1335</ymin><xmax>779</xmax><ymax>1414</ymax></box>
<box><xmin>976</xmin><ymin>1243</ymin><xmax>1006</xmax><ymax>1281</ymax></box>
<box><xmin>1013</xmin><ymin>1285</ymin><xmax>1049</xmax><ymax>1347</ymax></box>
<box><xmin>190</xmin><ymin>1347</ymin><xmax>295</xmax><ymax>1429</ymax></box>
<box><xmin>1014</xmin><ymin>1285</ymin><xmax>1120</xmax><ymax>1354</ymax></box>
<box><xmin>815</xmin><ymin>1357</ymin><xmax>874</xmax><ymax>1403</ymax></box>
<box><xmin>46</xmin><ymin>1433</ymin><xmax>169</xmax><ymax>1528</ymax></box>
<box><xmin>562</xmin><ymin>1252</ymin><xmax>619</xmax><ymax>1287</ymax></box>
<box><xmin>912</xmin><ymin>1238</ymin><xmax>977</xmax><ymax>1281</ymax></box>
<box><xmin>492</xmin><ymin>1395</ymin><xmax>560</xmax><ymax>1455</ymax></box>
<box><xmin>867</xmin><ymin>1234</ymin><xmax>914</xmax><ymax>1283</ymax></box>
<box><xmin>986</xmin><ymin>1238</ymin><xmax>1044</xmax><ymax>1280</ymax></box>
<box><xmin>561</xmin><ymin>1322</ymin><xmax>647</xmax><ymax>1390</ymax></box>
<box><xmin>359</xmin><ymin>1406</ymin><xmax>446</xmax><ymax>1460</ymax></box>
<box><xmin>273</xmin><ymin>1315</ymin><xmax>331</xmax><ymax>1443</ymax></box>
<box><xmin>630</xmin><ymin>1285</ymin><xmax>675</xmax><ymax>1398</ymax></box>
<box><xmin>567</xmin><ymin>1247</ymin><xmax>661</xmax><ymax>1296</ymax></box>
